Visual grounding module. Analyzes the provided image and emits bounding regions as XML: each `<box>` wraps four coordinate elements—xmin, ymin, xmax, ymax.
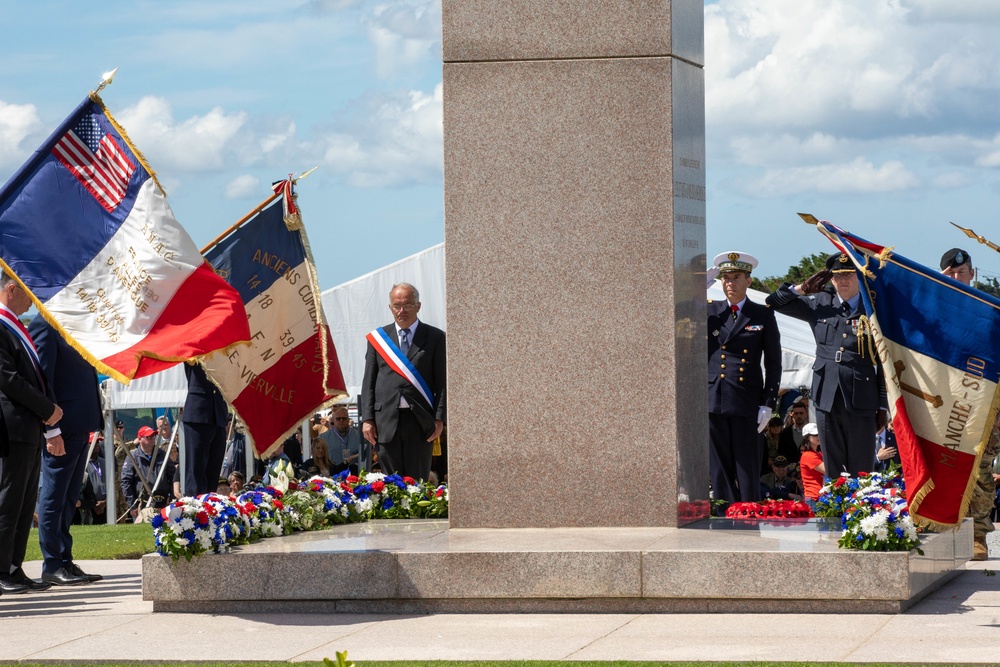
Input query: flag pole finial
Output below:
<box><xmin>93</xmin><ymin>68</ymin><xmax>119</xmax><ymax>96</ymax></box>
<box><xmin>950</xmin><ymin>221</ymin><xmax>1000</xmax><ymax>255</ymax></box>
<box><xmin>798</xmin><ymin>212</ymin><xmax>820</xmax><ymax>225</ymax></box>
<box><xmin>293</xmin><ymin>166</ymin><xmax>319</xmax><ymax>183</ymax></box>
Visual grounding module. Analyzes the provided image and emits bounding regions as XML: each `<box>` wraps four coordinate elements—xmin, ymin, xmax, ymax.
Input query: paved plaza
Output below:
<box><xmin>1</xmin><ymin>553</ymin><xmax>998</xmax><ymax>663</ymax></box>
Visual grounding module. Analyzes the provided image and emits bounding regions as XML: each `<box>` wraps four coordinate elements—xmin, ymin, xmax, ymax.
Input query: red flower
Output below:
<box><xmin>834</xmin><ymin>477</ymin><xmax>847</xmax><ymax>487</ymax></box>
<box><xmin>372</xmin><ymin>480</ymin><xmax>386</xmax><ymax>493</ymax></box>
<box><xmin>340</xmin><ymin>483</ymin><xmax>353</xmax><ymax>492</ymax></box>
<box><xmin>273</xmin><ymin>500</ymin><xmax>284</xmax><ymax>510</ymax></box>
<box><xmin>347</xmin><ymin>475</ymin><xmax>359</xmax><ymax>483</ymax></box>
<box><xmin>403</xmin><ymin>476</ymin><xmax>416</xmax><ymax>485</ymax></box>
<box><xmin>196</xmin><ymin>511</ymin><xmax>209</xmax><ymax>525</ymax></box>
<box><xmin>436</xmin><ymin>488</ymin><xmax>445</xmax><ymax>497</ymax></box>
<box><xmin>204</xmin><ymin>504</ymin><xmax>218</xmax><ymax>517</ymax></box>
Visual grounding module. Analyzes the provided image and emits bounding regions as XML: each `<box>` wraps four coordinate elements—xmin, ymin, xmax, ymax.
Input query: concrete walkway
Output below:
<box><xmin>1</xmin><ymin>557</ymin><xmax>999</xmax><ymax>663</ymax></box>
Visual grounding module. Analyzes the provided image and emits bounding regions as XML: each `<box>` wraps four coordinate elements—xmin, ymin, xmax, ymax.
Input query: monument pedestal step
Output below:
<box><xmin>142</xmin><ymin>518</ymin><xmax>971</xmax><ymax>614</ymax></box>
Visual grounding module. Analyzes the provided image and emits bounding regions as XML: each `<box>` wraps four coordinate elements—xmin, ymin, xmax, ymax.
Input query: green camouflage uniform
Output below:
<box><xmin>971</xmin><ymin>427</ymin><xmax>1000</xmax><ymax>539</ymax></box>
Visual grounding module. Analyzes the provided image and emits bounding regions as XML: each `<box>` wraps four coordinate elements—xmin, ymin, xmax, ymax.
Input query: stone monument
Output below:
<box><xmin>443</xmin><ymin>0</ymin><xmax>709</xmax><ymax>527</ymax></box>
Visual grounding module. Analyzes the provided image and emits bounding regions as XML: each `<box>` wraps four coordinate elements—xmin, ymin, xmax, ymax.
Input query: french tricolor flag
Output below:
<box><xmin>817</xmin><ymin>221</ymin><xmax>999</xmax><ymax>529</ymax></box>
<box><xmin>0</xmin><ymin>95</ymin><xmax>250</xmax><ymax>381</ymax></box>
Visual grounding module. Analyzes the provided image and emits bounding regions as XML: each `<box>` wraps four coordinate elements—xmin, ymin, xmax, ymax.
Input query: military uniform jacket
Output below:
<box><xmin>766</xmin><ymin>283</ymin><xmax>885</xmax><ymax>414</ymax></box>
<box><xmin>707</xmin><ymin>298</ymin><xmax>781</xmax><ymax>416</ymax></box>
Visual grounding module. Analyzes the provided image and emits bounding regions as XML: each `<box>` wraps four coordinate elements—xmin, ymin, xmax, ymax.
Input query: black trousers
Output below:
<box><xmin>0</xmin><ymin>436</ymin><xmax>42</xmax><ymax>573</ymax></box>
<box><xmin>183</xmin><ymin>422</ymin><xmax>227</xmax><ymax>496</ymax></box>
<box><xmin>709</xmin><ymin>411</ymin><xmax>762</xmax><ymax>506</ymax></box>
<box><xmin>817</xmin><ymin>391</ymin><xmax>876</xmax><ymax>478</ymax></box>
<box><xmin>377</xmin><ymin>409</ymin><xmax>433</xmax><ymax>481</ymax></box>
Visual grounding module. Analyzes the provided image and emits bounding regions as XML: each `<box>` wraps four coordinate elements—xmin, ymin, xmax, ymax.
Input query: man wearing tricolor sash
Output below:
<box><xmin>361</xmin><ymin>283</ymin><xmax>446</xmax><ymax>481</ymax></box>
<box><xmin>0</xmin><ymin>271</ymin><xmax>64</xmax><ymax>594</ymax></box>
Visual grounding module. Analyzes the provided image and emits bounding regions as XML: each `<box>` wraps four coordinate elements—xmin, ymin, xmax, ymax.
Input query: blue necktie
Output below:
<box><xmin>399</xmin><ymin>328</ymin><xmax>410</xmax><ymax>355</ymax></box>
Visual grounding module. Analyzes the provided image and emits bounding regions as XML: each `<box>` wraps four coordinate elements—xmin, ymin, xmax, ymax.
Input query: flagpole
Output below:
<box><xmin>200</xmin><ymin>168</ymin><xmax>318</xmax><ymax>254</ymax></box>
<box><xmin>950</xmin><ymin>221</ymin><xmax>1000</xmax><ymax>256</ymax></box>
<box><xmin>200</xmin><ymin>191</ymin><xmax>280</xmax><ymax>254</ymax></box>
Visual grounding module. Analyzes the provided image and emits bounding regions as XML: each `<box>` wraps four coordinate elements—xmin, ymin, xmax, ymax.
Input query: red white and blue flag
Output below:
<box><xmin>816</xmin><ymin>220</ymin><xmax>998</xmax><ymax>528</ymax></box>
<box><xmin>0</xmin><ymin>95</ymin><xmax>250</xmax><ymax>381</ymax></box>
<box><xmin>199</xmin><ymin>181</ymin><xmax>347</xmax><ymax>458</ymax></box>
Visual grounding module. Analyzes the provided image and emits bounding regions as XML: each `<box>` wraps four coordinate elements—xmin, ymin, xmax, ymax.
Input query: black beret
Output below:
<box><xmin>940</xmin><ymin>248</ymin><xmax>970</xmax><ymax>270</ymax></box>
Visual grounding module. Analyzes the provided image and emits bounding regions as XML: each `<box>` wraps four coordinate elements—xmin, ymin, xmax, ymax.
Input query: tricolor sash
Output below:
<box><xmin>366</xmin><ymin>327</ymin><xmax>434</xmax><ymax>409</ymax></box>
<box><xmin>0</xmin><ymin>304</ymin><xmax>44</xmax><ymax>387</ymax></box>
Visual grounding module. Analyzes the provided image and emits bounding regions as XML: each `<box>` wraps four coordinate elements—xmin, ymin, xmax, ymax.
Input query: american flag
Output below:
<box><xmin>51</xmin><ymin>114</ymin><xmax>135</xmax><ymax>212</ymax></box>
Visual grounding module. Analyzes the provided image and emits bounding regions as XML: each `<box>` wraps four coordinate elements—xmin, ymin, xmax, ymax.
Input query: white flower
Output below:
<box><xmin>364</xmin><ymin>472</ymin><xmax>386</xmax><ymax>482</ymax></box>
<box><xmin>179</xmin><ymin>517</ymin><xmax>195</xmax><ymax>531</ymax></box>
<box><xmin>169</xmin><ymin>523</ymin><xmax>185</xmax><ymax>535</ymax></box>
<box><xmin>859</xmin><ymin>513</ymin><xmax>887</xmax><ymax>537</ymax></box>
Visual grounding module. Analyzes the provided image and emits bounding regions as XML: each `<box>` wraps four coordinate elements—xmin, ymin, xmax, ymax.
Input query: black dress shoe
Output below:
<box><xmin>41</xmin><ymin>567</ymin><xmax>89</xmax><ymax>586</ymax></box>
<box><xmin>68</xmin><ymin>563</ymin><xmax>103</xmax><ymax>582</ymax></box>
<box><xmin>0</xmin><ymin>576</ymin><xmax>30</xmax><ymax>594</ymax></box>
<box><xmin>10</xmin><ymin>568</ymin><xmax>52</xmax><ymax>591</ymax></box>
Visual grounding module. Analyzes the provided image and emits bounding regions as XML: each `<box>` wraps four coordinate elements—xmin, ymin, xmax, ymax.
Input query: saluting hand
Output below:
<box><xmin>799</xmin><ymin>269</ymin><xmax>833</xmax><ymax>294</ymax></box>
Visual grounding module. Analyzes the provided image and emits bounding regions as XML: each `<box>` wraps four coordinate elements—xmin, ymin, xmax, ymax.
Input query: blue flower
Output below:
<box><xmin>151</xmin><ymin>515</ymin><xmax>164</xmax><ymax>529</ymax></box>
<box><xmin>382</xmin><ymin>497</ymin><xmax>395</xmax><ymax>510</ymax></box>
<box><xmin>895</xmin><ymin>527</ymin><xmax>905</xmax><ymax>538</ymax></box>
<box><xmin>856</xmin><ymin>533</ymin><xmax>864</xmax><ymax>541</ymax></box>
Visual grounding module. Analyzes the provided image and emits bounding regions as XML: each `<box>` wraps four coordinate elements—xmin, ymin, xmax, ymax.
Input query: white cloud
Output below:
<box><xmin>225</xmin><ymin>174</ymin><xmax>261</xmax><ymax>199</ymax></box>
<box><xmin>116</xmin><ymin>96</ymin><xmax>249</xmax><ymax>172</ymax></box>
<box><xmin>317</xmin><ymin>83</ymin><xmax>442</xmax><ymax>187</ymax></box>
<box><xmin>706</xmin><ymin>0</ymin><xmax>1000</xmax><ymax>197</ymax></box>
<box><xmin>745</xmin><ymin>158</ymin><xmax>920</xmax><ymax>197</ymax></box>
<box><xmin>366</xmin><ymin>1</ymin><xmax>441</xmax><ymax>78</ymax></box>
<box><xmin>706</xmin><ymin>0</ymin><xmax>1000</xmax><ymax>131</ymax></box>
<box><xmin>0</xmin><ymin>101</ymin><xmax>42</xmax><ymax>169</ymax></box>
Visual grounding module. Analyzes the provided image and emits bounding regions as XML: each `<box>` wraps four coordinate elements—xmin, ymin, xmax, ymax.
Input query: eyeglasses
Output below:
<box><xmin>334</xmin><ymin>417</ymin><xmax>350</xmax><ymax>421</ymax></box>
<box><xmin>389</xmin><ymin>303</ymin><xmax>417</xmax><ymax>312</ymax></box>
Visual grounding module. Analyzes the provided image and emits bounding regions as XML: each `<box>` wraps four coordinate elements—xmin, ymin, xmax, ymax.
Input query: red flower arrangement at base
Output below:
<box><xmin>725</xmin><ymin>500</ymin><xmax>815</xmax><ymax>520</ymax></box>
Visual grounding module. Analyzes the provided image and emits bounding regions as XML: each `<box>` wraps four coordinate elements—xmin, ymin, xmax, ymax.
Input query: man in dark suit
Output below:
<box><xmin>361</xmin><ymin>283</ymin><xmax>446</xmax><ymax>481</ymax></box>
<box><xmin>708</xmin><ymin>251</ymin><xmax>782</xmax><ymax>506</ymax></box>
<box><xmin>0</xmin><ymin>272</ymin><xmax>63</xmax><ymax>594</ymax></box>
<box><xmin>776</xmin><ymin>401</ymin><xmax>808</xmax><ymax>464</ymax></box>
<box><xmin>766</xmin><ymin>252</ymin><xmax>887</xmax><ymax>477</ymax></box>
<box><xmin>29</xmin><ymin>315</ymin><xmax>103</xmax><ymax>586</ymax></box>
<box><xmin>182</xmin><ymin>363</ymin><xmax>228</xmax><ymax>496</ymax></box>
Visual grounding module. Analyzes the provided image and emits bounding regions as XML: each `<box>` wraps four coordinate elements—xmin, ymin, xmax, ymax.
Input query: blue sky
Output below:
<box><xmin>5</xmin><ymin>0</ymin><xmax>1000</xmax><ymax>288</ymax></box>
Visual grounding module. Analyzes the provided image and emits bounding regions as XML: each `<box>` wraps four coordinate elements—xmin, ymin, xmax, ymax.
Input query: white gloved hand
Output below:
<box><xmin>705</xmin><ymin>267</ymin><xmax>720</xmax><ymax>288</ymax></box>
<box><xmin>757</xmin><ymin>406</ymin><xmax>772</xmax><ymax>433</ymax></box>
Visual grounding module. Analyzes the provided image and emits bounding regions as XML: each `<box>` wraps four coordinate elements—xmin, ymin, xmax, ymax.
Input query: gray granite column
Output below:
<box><xmin>443</xmin><ymin>1</ymin><xmax>707</xmax><ymax>528</ymax></box>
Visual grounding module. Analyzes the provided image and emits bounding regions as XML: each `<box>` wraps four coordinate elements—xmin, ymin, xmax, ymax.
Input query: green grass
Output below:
<box><xmin>24</xmin><ymin>523</ymin><xmax>156</xmax><ymax>561</ymax></box>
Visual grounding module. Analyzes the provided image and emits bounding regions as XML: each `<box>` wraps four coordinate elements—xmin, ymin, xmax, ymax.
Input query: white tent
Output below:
<box><xmin>103</xmin><ymin>364</ymin><xmax>188</xmax><ymax>410</ymax></box>
<box><xmin>707</xmin><ymin>282</ymin><xmax>816</xmax><ymax>391</ymax></box>
<box><xmin>321</xmin><ymin>243</ymin><xmax>446</xmax><ymax>399</ymax></box>
<box><xmin>318</xmin><ymin>244</ymin><xmax>816</xmax><ymax>398</ymax></box>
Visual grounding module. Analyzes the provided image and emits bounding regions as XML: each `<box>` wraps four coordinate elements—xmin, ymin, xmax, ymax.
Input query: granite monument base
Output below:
<box><xmin>143</xmin><ymin>518</ymin><xmax>971</xmax><ymax>614</ymax></box>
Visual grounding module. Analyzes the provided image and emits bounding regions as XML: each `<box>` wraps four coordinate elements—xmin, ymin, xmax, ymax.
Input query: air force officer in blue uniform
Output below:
<box><xmin>708</xmin><ymin>252</ymin><xmax>782</xmax><ymax>506</ymax></box>
<box><xmin>766</xmin><ymin>253</ymin><xmax>887</xmax><ymax>477</ymax></box>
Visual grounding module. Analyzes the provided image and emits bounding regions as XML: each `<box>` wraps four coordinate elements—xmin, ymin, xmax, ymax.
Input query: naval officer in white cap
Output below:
<box><xmin>708</xmin><ymin>251</ymin><xmax>782</xmax><ymax>510</ymax></box>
